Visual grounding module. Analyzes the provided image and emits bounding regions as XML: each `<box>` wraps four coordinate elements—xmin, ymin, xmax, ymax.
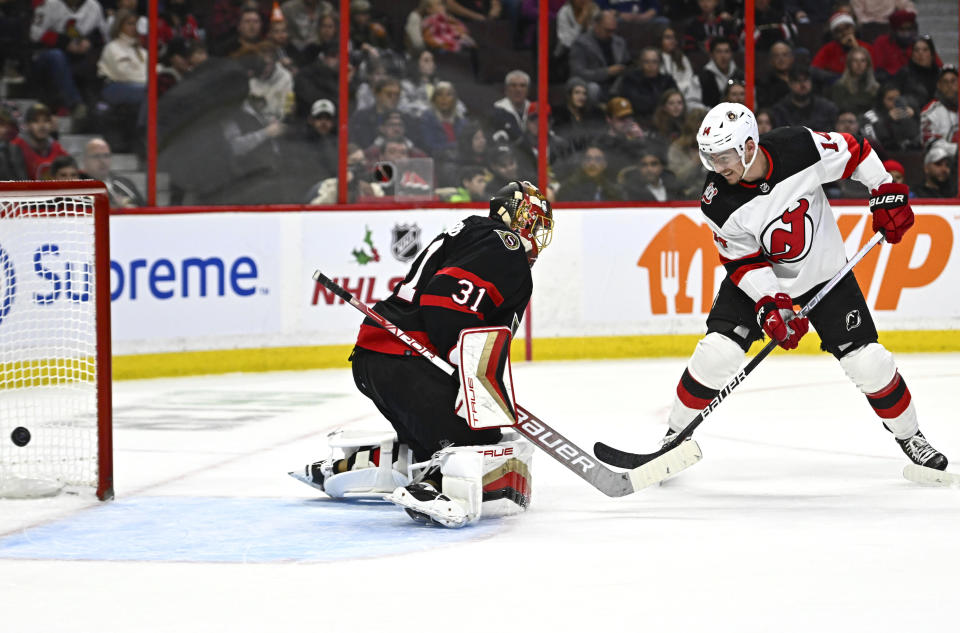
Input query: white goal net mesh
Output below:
<box><xmin>0</xmin><ymin>194</ymin><xmax>102</xmax><ymax>497</ymax></box>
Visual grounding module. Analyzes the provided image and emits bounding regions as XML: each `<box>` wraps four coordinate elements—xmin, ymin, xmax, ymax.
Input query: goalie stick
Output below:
<box><xmin>594</xmin><ymin>231</ymin><xmax>886</xmax><ymax>470</ymax></box>
<box><xmin>313</xmin><ymin>270</ymin><xmax>702</xmax><ymax>497</ymax></box>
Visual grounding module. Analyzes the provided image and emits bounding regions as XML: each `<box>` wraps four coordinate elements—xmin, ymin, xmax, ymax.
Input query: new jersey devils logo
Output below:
<box><xmin>761</xmin><ymin>198</ymin><xmax>813</xmax><ymax>263</ymax></box>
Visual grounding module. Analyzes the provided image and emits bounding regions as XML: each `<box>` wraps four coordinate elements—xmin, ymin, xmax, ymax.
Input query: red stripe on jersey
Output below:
<box><xmin>436</xmin><ymin>267</ymin><xmax>505</xmax><ymax>306</ymax></box>
<box><xmin>761</xmin><ymin>146</ymin><xmax>774</xmax><ymax>180</ymax></box>
<box><xmin>677</xmin><ymin>381</ymin><xmax>713</xmax><ymax>410</ymax></box>
<box><xmin>718</xmin><ymin>249</ymin><xmax>763</xmax><ymax>264</ymax></box>
<box><xmin>355</xmin><ymin>324</ymin><xmax>438</xmax><ymax>356</ymax></box>
<box><xmin>730</xmin><ymin>261</ymin><xmax>772</xmax><ymax>286</ymax></box>
<box><xmin>840</xmin><ymin>133</ymin><xmax>872</xmax><ymax>179</ymax></box>
<box><xmin>420</xmin><ymin>294</ymin><xmax>484</xmax><ymax>319</ymax></box>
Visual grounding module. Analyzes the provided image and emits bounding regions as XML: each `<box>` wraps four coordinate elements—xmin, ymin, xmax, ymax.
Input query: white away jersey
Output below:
<box><xmin>698</xmin><ymin>126</ymin><xmax>891</xmax><ymax>303</ymax></box>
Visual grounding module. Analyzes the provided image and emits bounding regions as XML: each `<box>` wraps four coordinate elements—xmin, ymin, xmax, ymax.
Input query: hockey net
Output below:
<box><xmin>0</xmin><ymin>182</ymin><xmax>113</xmax><ymax>500</ymax></box>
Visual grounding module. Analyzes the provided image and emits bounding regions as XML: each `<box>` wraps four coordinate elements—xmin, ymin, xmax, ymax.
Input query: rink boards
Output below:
<box><xmin>15</xmin><ymin>203</ymin><xmax>955</xmax><ymax>376</ymax></box>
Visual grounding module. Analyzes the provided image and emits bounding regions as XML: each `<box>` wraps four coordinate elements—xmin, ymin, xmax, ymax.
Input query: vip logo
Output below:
<box><xmin>845</xmin><ymin>309</ymin><xmax>861</xmax><ymax>331</ymax></box>
<box><xmin>638</xmin><ymin>215</ymin><xmax>721</xmax><ymax>315</ymax></box>
<box><xmin>390</xmin><ymin>223</ymin><xmax>421</xmax><ymax>262</ymax></box>
<box><xmin>702</xmin><ymin>182</ymin><xmax>718</xmax><ymax>204</ymax></box>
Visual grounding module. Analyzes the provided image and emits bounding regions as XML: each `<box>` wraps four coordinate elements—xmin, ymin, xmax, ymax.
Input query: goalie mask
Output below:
<box><xmin>489</xmin><ymin>180</ymin><xmax>554</xmax><ymax>266</ymax></box>
<box><xmin>697</xmin><ymin>102</ymin><xmax>759</xmax><ymax>177</ymax></box>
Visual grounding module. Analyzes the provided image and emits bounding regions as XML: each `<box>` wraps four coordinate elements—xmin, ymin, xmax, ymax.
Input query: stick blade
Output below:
<box><xmin>594</xmin><ymin>440</ymin><xmax>664</xmax><ymax>469</ymax></box>
<box><xmin>626</xmin><ymin>440</ymin><xmax>702</xmax><ymax>491</ymax></box>
<box><xmin>903</xmin><ymin>464</ymin><xmax>960</xmax><ymax>487</ymax></box>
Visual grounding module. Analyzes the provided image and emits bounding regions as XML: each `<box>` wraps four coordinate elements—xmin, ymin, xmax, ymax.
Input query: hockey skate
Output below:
<box><xmin>386</xmin><ymin>481</ymin><xmax>468</xmax><ymax>529</ymax></box>
<box><xmin>896</xmin><ymin>431</ymin><xmax>948</xmax><ymax>471</ymax></box>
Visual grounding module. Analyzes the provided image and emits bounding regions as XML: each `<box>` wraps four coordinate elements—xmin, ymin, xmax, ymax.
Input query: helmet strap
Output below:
<box><xmin>739</xmin><ymin>137</ymin><xmax>760</xmax><ymax>182</ymax></box>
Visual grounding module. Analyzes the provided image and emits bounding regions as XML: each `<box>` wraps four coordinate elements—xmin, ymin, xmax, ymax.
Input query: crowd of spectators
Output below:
<box><xmin>0</xmin><ymin>0</ymin><xmax>956</xmax><ymax>205</ymax></box>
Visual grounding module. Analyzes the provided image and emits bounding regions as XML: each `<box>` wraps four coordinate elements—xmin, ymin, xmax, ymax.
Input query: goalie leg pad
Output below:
<box><xmin>839</xmin><ymin>343</ymin><xmax>918</xmax><ymax>439</ymax></box>
<box><xmin>668</xmin><ymin>332</ymin><xmax>746</xmax><ymax>433</ymax></box>
<box><xmin>439</xmin><ymin>439</ymin><xmax>534</xmax><ymax>522</ymax></box>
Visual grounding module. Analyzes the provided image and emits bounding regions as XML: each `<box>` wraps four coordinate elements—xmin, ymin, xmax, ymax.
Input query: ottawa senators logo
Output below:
<box><xmin>760</xmin><ymin>198</ymin><xmax>813</xmax><ymax>263</ymax></box>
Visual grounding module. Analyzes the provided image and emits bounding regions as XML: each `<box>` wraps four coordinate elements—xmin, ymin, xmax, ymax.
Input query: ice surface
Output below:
<box><xmin>1</xmin><ymin>354</ymin><xmax>958</xmax><ymax>632</ymax></box>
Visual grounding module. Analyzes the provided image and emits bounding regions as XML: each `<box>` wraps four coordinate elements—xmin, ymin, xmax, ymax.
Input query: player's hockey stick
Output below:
<box><xmin>593</xmin><ymin>231</ymin><xmax>886</xmax><ymax>469</ymax></box>
<box><xmin>313</xmin><ymin>270</ymin><xmax>702</xmax><ymax>497</ymax></box>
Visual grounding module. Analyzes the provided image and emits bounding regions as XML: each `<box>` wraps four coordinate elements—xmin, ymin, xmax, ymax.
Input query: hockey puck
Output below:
<box><xmin>11</xmin><ymin>426</ymin><xmax>31</xmax><ymax>447</ymax></box>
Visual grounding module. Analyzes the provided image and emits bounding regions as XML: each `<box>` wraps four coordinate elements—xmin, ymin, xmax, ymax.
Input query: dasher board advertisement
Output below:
<box><xmin>106</xmin><ymin>206</ymin><xmax>958</xmax><ymax>355</ymax></box>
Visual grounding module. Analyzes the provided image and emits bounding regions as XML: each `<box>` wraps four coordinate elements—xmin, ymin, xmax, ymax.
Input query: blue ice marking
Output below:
<box><xmin>0</xmin><ymin>496</ymin><xmax>504</xmax><ymax>563</ymax></box>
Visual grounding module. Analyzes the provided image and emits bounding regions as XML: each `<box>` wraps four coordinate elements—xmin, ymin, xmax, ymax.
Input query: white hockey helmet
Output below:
<box><xmin>697</xmin><ymin>102</ymin><xmax>760</xmax><ymax>174</ymax></box>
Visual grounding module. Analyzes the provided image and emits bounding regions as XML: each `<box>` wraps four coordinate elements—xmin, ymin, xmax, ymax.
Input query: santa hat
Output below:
<box><xmin>828</xmin><ymin>11</ymin><xmax>855</xmax><ymax>32</ymax></box>
<box><xmin>271</xmin><ymin>2</ymin><xmax>284</xmax><ymax>23</ymax></box>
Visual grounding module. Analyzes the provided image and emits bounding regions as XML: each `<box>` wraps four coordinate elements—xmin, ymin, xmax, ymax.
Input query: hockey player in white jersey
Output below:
<box><xmin>664</xmin><ymin>101</ymin><xmax>947</xmax><ymax>470</ymax></box>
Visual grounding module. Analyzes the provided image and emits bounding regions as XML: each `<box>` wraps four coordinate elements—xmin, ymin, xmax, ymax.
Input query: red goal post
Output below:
<box><xmin>0</xmin><ymin>181</ymin><xmax>113</xmax><ymax>500</ymax></box>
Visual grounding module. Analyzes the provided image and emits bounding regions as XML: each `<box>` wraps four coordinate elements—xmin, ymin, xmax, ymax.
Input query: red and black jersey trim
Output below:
<box><xmin>355</xmin><ymin>323</ymin><xmax>439</xmax><ymax>357</ymax></box>
<box><xmin>838</xmin><ymin>133</ymin><xmax>873</xmax><ymax>179</ymax></box>
<box><xmin>436</xmin><ymin>267</ymin><xmax>505</xmax><ymax>306</ymax></box>
<box><xmin>737</xmin><ymin>146</ymin><xmax>775</xmax><ymax>189</ymax></box>
<box><xmin>719</xmin><ymin>250</ymin><xmax>771</xmax><ymax>286</ymax></box>
<box><xmin>866</xmin><ymin>372</ymin><xmax>912</xmax><ymax>419</ymax></box>
<box><xmin>676</xmin><ymin>368</ymin><xmax>720</xmax><ymax>409</ymax></box>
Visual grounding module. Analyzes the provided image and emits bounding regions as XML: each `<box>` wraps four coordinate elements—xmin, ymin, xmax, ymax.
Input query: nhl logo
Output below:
<box><xmin>845</xmin><ymin>310</ymin><xmax>861</xmax><ymax>331</ymax></box>
<box><xmin>391</xmin><ymin>223</ymin><xmax>421</xmax><ymax>262</ymax></box>
<box><xmin>759</xmin><ymin>182</ymin><xmax>770</xmax><ymax>194</ymax></box>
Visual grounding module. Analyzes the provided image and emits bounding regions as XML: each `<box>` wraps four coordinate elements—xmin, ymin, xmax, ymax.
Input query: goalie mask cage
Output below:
<box><xmin>0</xmin><ymin>181</ymin><xmax>113</xmax><ymax>500</ymax></box>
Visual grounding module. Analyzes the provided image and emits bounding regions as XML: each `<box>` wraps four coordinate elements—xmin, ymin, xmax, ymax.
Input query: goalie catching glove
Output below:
<box><xmin>755</xmin><ymin>293</ymin><xmax>808</xmax><ymax>350</ymax></box>
<box><xmin>869</xmin><ymin>182</ymin><xmax>913</xmax><ymax>244</ymax></box>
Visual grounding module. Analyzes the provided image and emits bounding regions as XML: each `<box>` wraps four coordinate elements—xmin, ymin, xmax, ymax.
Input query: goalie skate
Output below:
<box><xmin>386</xmin><ymin>482</ymin><xmax>469</xmax><ymax>528</ymax></box>
<box><xmin>288</xmin><ymin>460</ymin><xmax>335</xmax><ymax>492</ymax></box>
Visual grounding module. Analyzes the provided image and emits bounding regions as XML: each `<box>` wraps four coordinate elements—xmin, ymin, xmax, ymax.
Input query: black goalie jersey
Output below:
<box><xmin>356</xmin><ymin>215</ymin><xmax>533</xmax><ymax>363</ymax></box>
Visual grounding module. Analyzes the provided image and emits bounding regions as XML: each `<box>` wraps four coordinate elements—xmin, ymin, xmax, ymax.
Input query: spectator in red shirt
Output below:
<box><xmin>871</xmin><ymin>10</ymin><xmax>915</xmax><ymax>82</ymax></box>
<box><xmin>811</xmin><ymin>11</ymin><xmax>872</xmax><ymax>82</ymax></box>
<box><xmin>11</xmin><ymin>103</ymin><xmax>70</xmax><ymax>179</ymax></box>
